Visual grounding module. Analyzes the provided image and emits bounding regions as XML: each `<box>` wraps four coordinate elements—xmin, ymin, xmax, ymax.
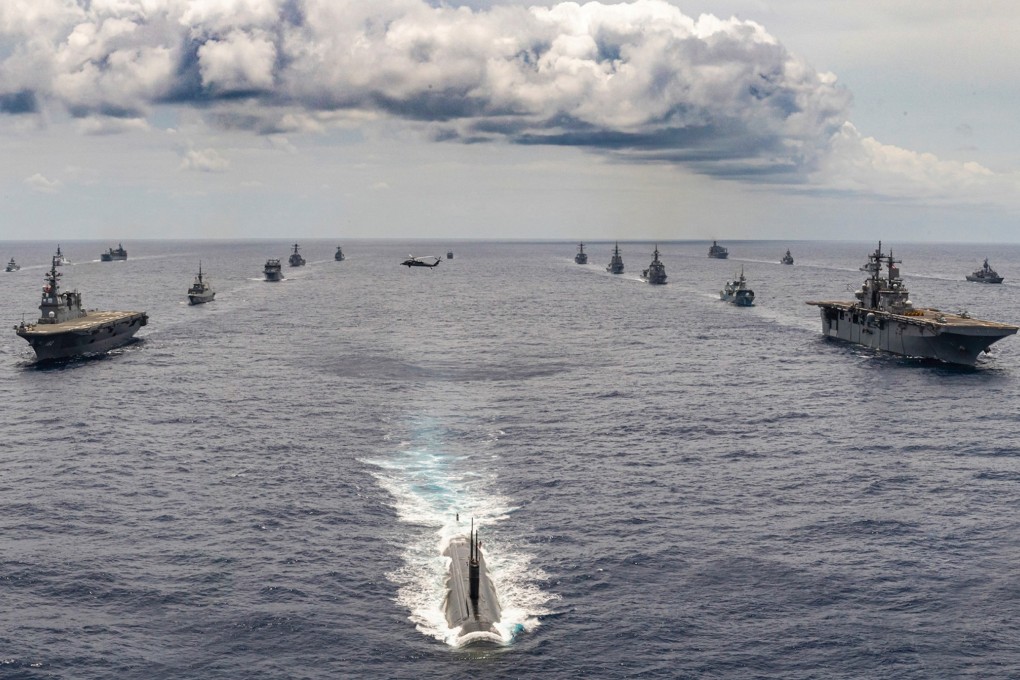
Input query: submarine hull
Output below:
<box><xmin>443</xmin><ymin>536</ymin><xmax>501</xmax><ymax>643</ymax></box>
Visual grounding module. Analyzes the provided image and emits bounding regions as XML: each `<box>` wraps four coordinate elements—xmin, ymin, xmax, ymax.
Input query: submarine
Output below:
<box><xmin>443</xmin><ymin>520</ymin><xmax>502</xmax><ymax>645</ymax></box>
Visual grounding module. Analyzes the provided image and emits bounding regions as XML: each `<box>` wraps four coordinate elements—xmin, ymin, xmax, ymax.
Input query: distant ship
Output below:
<box><xmin>966</xmin><ymin>258</ymin><xmax>1003</xmax><ymax>284</ymax></box>
<box><xmin>781</xmin><ymin>250</ymin><xmax>794</xmax><ymax>265</ymax></box>
<box><xmin>5</xmin><ymin>258</ymin><xmax>19</xmax><ymax>272</ymax></box>
<box><xmin>640</xmin><ymin>246</ymin><xmax>667</xmax><ymax>284</ymax></box>
<box><xmin>14</xmin><ymin>256</ymin><xmax>147</xmax><ymax>360</ymax></box>
<box><xmin>54</xmin><ymin>245</ymin><xmax>70</xmax><ymax>266</ymax></box>
<box><xmin>708</xmin><ymin>241</ymin><xmax>729</xmax><ymax>259</ymax></box>
<box><xmin>335</xmin><ymin>246</ymin><xmax>345</xmax><ymax>262</ymax></box>
<box><xmin>574</xmin><ymin>242</ymin><xmax>588</xmax><ymax>264</ymax></box>
<box><xmin>288</xmin><ymin>243</ymin><xmax>305</xmax><ymax>267</ymax></box>
<box><xmin>264</xmin><ymin>258</ymin><xmax>284</xmax><ymax>281</ymax></box>
<box><xmin>101</xmin><ymin>243</ymin><xmax>127</xmax><ymax>261</ymax></box>
<box><xmin>606</xmin><ymin>242</ymin><xmax>624</xmax><ymax>274</ymax></box>
<box><xmin>443</xmin><ymin>520</ymin><xmax>502</xmax><ymax>645</ymax></box>
<box><xmin>187</xmin><ymin>262</ymin><xmax>215</xmax><ymax>305</ymax></box>
<box><xmin>807</xmin><ymin>242</ymin><xmax>1018</xmax><ymax>365</ymax></box>
<box><xmin>720</xmin><ymin>268</ymin><xmax>755</xmax><ymax>306</ymax></box>
<box><xmin>447</xmin><ymin>250</ymin><xmax>454</xmax><ymax>259</ymax></box>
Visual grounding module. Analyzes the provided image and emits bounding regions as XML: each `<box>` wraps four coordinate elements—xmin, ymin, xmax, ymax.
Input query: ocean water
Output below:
<box><xmin>2</xmin><ymin>239</ymin><xmax>1020</xmax><ymax>679</ymax></box>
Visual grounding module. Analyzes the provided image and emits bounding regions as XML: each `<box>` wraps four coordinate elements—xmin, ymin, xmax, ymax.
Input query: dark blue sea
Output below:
<box><xmin>3</xmin><ymin>239</ymin><xmax>1020</xmax><ymax>679</ymax></box>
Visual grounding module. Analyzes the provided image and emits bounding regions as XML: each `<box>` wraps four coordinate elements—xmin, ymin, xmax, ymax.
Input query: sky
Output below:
<box><xmin>1</xmin><ymin>0</ymin><xmax>1018</xmax><ymax>242</ymax></box>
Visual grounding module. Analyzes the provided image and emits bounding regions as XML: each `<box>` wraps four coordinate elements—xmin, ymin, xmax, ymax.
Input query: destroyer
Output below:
<box><xmin>101</xmin><ymin>243</ymin><xmax>127</xmax><ymax>261</ymax></box>
<box><xmin>606</xmin><ymin>242</ymin><xmax>624</xmax><ymax>274</ymax></box>
<box><xmin>443</xmin><ymin>519</ymin><xmax>502</xmax><ymax>645</ymax></box>
<box><xmin>966</xmin><ymin>258</ymin><xmax>1003</xmax><ymax>284</ymax></box>
<box><xmin>781</xmin><ymin>250</ymin><xmax>794</xmax><ymax>265</ymax></box>
<box><xmin>574</xmin><ymin>242</ymin><xmax>588</xmax><ymax>265</ymax></box>
<box><xmin>187</xmin><ymin>262</ymin><xmax>215</xmax><ymax>304</ymax></box>
<box><xmin>807</xmin><ymin>242</ymin><xmax>1018</xmax><ymax>365</ymax></box>
<box><xmin>720</xmin><ymin>267</ymin><xmax>754</xmax><ymax>306</ymax></box>
<box><xmin>708</xmin><ymin>241</ymin><xmax>729</xmax><ymax>259</ymax></box>
<box><xmin>288</xmin><ymin>243</ymin><xmax>305</xmax><ymax>267</ymax></box>
<box><xmin>335</xmin><ymin>246</ymin><xmax>345</xmax><ymax>262</ymax></box>
<box><xmin>14</xmin><ymin>256</ymin><xmax>147</xmax><ymax>360</ymax></box>
<box><xmin>5</xmin><ymin>258</ymin><xmax>19</xmax><ymax>272</ymax></box>
<box><xmin>264</xmin><ymin>258</ymin><xmax>284</xmax><ymax>281</ymax></box>
<box><xmin>640</xmin><ymin>246</ymin><xmax>667</xmax><ymax>284</ymax></box>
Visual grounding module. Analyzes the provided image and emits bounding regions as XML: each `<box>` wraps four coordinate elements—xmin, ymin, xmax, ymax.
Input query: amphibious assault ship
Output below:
<box><xmin>443</xmin><ymin>519</ymin><xmax>502</xmax><ymax>645</ymax></box>
<box><xmin>807</xmin><ymin>242</ymin><xmax>1018</xmax><ymax>365</ymax></box>
<box><xmin>640</xmin><ymin>246</ymin><xmax>667</xmax><ymax>284</ymax></box>
<box><xmin>14</xmin><ymin>256</ymin><xmax>147</xmax><ymax>360</ymax></box>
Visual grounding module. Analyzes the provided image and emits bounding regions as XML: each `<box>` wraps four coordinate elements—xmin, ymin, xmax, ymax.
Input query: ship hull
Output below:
<box><xmin>264</xmin><ymin>273</ymin><xmax>283</xmax><ymax>281</ymax></box>
<box><xmin>188</xmin><ymin>292</ymin><xmax>215</xmax><ymax>305</ymax></box>
<box><xmin>813</xmin><ymin>304</ymin><xmax>1017</xmax><ymax>366</ymax></box>
<box><xmin>16</xmin><ymin>311</ymin><xmax>147</xmax><ymax>361</ymax></box>
<box><xmin>101</xmin><ymin>254</ymin><xmax>127</xmax><ymax>262</ymax></box>
<box><xmin>965</xmin><ymin>275</ymin><xmax>1003</xmax><ymax>284</ymax></box>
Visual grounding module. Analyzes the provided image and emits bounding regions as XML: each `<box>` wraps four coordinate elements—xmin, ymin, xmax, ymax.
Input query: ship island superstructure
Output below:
<box><xmin>14</xmin><ymin>256</ymin><xmax>147</xmax><ymax>360</ymax></box>
<box><xmin>807</xmin><ymin>242</ymin><xmax>1018</xmax><ymax>365</ymax></box>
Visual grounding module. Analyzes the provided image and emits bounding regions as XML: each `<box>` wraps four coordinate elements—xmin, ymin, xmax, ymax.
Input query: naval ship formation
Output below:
<box><xmin>807</xmin><ymin>242</ymin><xmax>1018</xmax><ymax>366</ymax></box>
<box><xmin>14</xmin><ymin>256</ymin><xmax>147</xmax><ymax>360</ymax></box>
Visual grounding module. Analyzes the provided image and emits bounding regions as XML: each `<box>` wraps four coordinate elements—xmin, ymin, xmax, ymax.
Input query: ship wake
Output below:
<box><xmin>363</xmin><ymin>420</ymin><xmax>553</xmax><ymax>647</ymax></box>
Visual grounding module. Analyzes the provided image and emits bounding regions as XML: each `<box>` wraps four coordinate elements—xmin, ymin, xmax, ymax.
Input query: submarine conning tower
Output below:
<box><xmin>469</xmin><ymin>519</ymin><xmax>480</xmax><ymax>603</ymax></box>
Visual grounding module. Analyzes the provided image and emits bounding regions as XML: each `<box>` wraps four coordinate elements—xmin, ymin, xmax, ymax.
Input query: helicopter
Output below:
<box><xmin>401</xmin><ymin>255</ymin><xmax>441</xmax><ymax>268</ymax></box>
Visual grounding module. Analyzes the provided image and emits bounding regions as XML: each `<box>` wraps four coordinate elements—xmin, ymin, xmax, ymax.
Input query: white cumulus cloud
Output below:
<box><xmin>180</xmin><ymin>147</ymin><xmax>230</xmax><ymax>172</ymax></box>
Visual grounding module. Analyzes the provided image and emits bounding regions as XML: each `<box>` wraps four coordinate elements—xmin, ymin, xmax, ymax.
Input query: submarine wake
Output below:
<box><xmin>364</xmin><ymin>421</ymin><xmax>553</xmax><ymax>647</ymax></box>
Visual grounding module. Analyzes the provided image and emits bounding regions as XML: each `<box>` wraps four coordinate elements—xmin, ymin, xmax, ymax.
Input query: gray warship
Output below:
<box><xmin>14</xmin><ymin>256</ymin><xmax>147</xmax><ymax>360</ymax></box>
<box><xmin>187</xmin><ymin>262</ymin><xmax>215</xmax><ymax>304</ymax></box>
<box><xmin>606</xmin><ymin>242</ymin><xmax>624</xmax><ymax>274</ymax></box>
<box><xmin>101</xmin><ymin>243</ymin><xmax>127</xmax><ymax>261</ymax></box>
<box><xmin>288</xmin><ymin>243</ymin><xmax>305</xmax><ymax>267</ymax></box>
<box><xmin>807</xmin><ymin>242</ymin><xmax>1018</xmax><ymax>365</ymax></box>
<box><xmin>264</xmin><ymin>258</ymin><xmax>284</xmax><ymax>281</ymax></box>
<box><xmin>447</xmin><ymin>250</ymin><xmax>454</xmax><ymax>259</ymax></box>
<box><xmin>708</xmin><ymin>241</ymin><xmax>729</xmax><ymax>259</ymax></box>
<box><xmin>781</xmin><ymin>250</ymin><xmax>794</xmax><ymax>265</ymax></box>
<box><xmin>640</xmin><ymin>246</ymin><xmax>667</xmax><ymax>284</ymax></box>
<box><xmin>720</xmin><ymin>267</ymin><xmax>754</xmax><ymax>306</ymax></box>
<box><xmin>54</xmin><ymin>245</ymin><xmax>70</xmax><ymax>266</ymax></box>
<box><xmin>574</xmin><ymin>242</ymin><xmax>588</xmax><ymax>264</ymax></box>
<box><xmin>966</xmin><ymin>258</ymin><xmax>1003</xmax><ymax>284</ymax></box>
<box><xmin>5</xmin><ymin>258</ymin><xmax>19</xmax><ymax>272</ymax></box>
<box><xmin>443</xmin><ymin>520</ymin><xmax>502</xmax><ymax>645</ymax></box>
<box><xmin>335</xmin><ymin>246</ymin><xmax>345</xmax><ymax>262</ymax></box>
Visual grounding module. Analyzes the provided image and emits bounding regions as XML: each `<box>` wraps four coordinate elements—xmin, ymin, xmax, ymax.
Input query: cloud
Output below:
<box><xmin>180</xmin><ymin>147</ymin><xmax>230</xmax><ymax>172</ymax></box>
<box><xmin>24</xmin><ymin>172</ymin><xmax>62</xmax><ymax>192</ymax></box>
<box><xmin>0</xmin><ymin>0</ymin><xmax>1013</xmax><ymax>204</ymax></box>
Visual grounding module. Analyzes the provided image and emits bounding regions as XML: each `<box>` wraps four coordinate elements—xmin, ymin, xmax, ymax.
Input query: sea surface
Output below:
<box><xmin>2</xmin><ymin>239</ymin><xmax>1020</xmax><ymax>679</ymax></box>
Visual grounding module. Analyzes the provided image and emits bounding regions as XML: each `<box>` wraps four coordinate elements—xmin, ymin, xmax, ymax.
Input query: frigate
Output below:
<box><xmin>640</xmin><ymin>245</ymin><xmax>667</xmax><ymax>284</ymax></box>
<box><xmin>101</xmin><ymin>243</ymin><xmax>127</xmax><ymax>261</ymax></box>
<box><xmin>187</xmin><ymin>262</ymin><xmax>215</xmax><ymax>304</ymax></box>
<box><xmin>606</xmin><ymin>242</ymin><xmax>624</xmax><ymax>274</ymax></box>
<box><xmin>781</xmin><ymin>250</ymin><xmax>794</xmax><ymax>265</ymax></box>
<box><xmin>264</xmin><ymin>258</ymin><xmax>284</xmax><ymax>281</ymax></box>
<box><xmin>335</xmin><ymin>246</ymin><xmax>345</xmax><ymax>262</ymax></box>
<box><xmin>966</xmin><ymin>258</ymin><xmax>1003</xmax><ymax>284</ymax></box>
<box><xmin>574</xmin><ymin>242</ymin><xmax>588</xmax><ymax>265</ymax></box>
<box><xmin>807</xmin><ymin>242</ymin><xmax>1018</xmax><ymax>365</ymax></box>
<box><xmin>708</xmin><ymin>241</ymin><xmax>729</xmax><ymax>259</ymax></box>
<box><xmin>14</xmin><ymin>256</ymin><xmax>147</xmax><ymax>360</ymax></box>
<box><xmin>720</xmin><ymin>267</ymin><xmax>754</xmax><ymax>306</ymax></box>
<box><xmin>443</xmin><ymin>520</ymin><xmax>502</xmax><ymax>645</ymax></box>
<box><xmin>5</xmin><ymin>258</ymin><xmax>19</xmax><ymax>272</ymax></box>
